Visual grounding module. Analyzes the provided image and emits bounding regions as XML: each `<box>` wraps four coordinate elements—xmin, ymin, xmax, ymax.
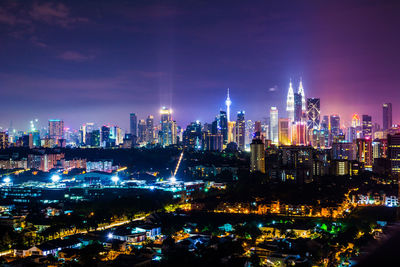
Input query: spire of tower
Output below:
<box><xmin>298</xmin><ymin>77</ymin><xmax>306</xmax><ymax>111</ymax></box>
<box><xmin>225</xmin><ymin>88</ymin><xmax>232</xmax><ymax>122</ymax></box>
<box><xmin>286</xmin><ymin>79</ymin><xmax>295</xmax><ymax>123</ymax></box>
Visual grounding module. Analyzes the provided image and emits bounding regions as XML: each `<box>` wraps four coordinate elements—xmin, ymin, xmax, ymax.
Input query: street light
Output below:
<box><xmin>111</xmin><ymin>176</ymin><xmax>119</xmax><ymax>184</ymax></box>
<box><xmin>170</xmin><ymin>176</ymin><xmax>176</xmax><ymax>183</ymax></box>
<box><xmin>51</xmin><ymin>174</ymin><xmax>61</xmax><ymax>183</ymax></box>
<box><xmin>3</xmin><ymin>177</ymin><xmax>11</xmax><ymax>184</ymax></box>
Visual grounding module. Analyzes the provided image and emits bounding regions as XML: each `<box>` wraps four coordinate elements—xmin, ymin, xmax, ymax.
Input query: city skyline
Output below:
<box><xmin>1</xmin><ymin>1</ymin><xmax>400</xmax><ymax>130</ymax></box>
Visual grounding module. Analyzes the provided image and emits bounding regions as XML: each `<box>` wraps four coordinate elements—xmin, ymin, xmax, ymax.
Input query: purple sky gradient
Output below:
<box><xmin>0</xmin><ymin>0</ymin><xmax>399</xmax><ymax>131</ymax></box>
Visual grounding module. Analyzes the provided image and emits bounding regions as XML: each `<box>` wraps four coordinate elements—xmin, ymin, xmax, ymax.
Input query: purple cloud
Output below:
<box><xmin>58</xmin><ymin>51</ymin><xmax>95</xmax><ymax>62</ymax></box>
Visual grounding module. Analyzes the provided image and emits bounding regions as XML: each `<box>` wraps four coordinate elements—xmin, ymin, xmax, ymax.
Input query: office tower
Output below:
<box><xmin>278</xmin><ymin>118</ymin><xmax>290</xmax><ymax>145</ymax></box>
<box><xmin>373</xmin><ymin>139</ymin><xmax>388</xmax><ymax>160</ymax></box>
<box><xmin>146</xmin><ymin>115</ymin><xmax>154</xmax><ymax>143</ymax></box>
<box><xmin>250</xmin><ymin>138</ymin><xmax>265</xmax><ymax>173</ymax></box>
<box><xmin>160</xmin><ymin>107</ymin><xmax>173</xmax><ymax>146</ymax></box>
<box><xmin>286</xmin><ymin>80</ymin><xmax>295</xmax><ymax>123</ymax></box>
<box><xmin>204</xmin><ymin>132</ymin><xmax>223</xmax><ymax>151</ymax></box>
<box><xmin>352</xmin><ymin>114</ymin><xmax>361</xmax><ymax>127</ymax></box>
<box><xmin>321</xmin><ymin>115</ymin><xmax>329</xmax><ymax>130</ymax></box>
<box><xmin>245</xmin><ymin>120</ymin><xmax>254</xmax><ymax>148</ymax></box>
<box><xmin>218</xmin><ymin>110</ymin><xmax>228</xmax><ymax>145</ymax></box>
<box><xmin>294</xmin><ymin>93</ymin><xmax>302</xmax><ymax>122</ymax></box>
<box><xmin>383</xmin><ymin>103</ymin><xmax>392</xmax><ymax>130</ymax></box>
<box><xmin>110</xmin><ymin>126</ymin><xmax>124</xmax><ymax>146</ymax></box>
<box><xmin>254</xmin><ymin>121</ymin><xmax>262</xmax><ymax>134</ymax></box>
<box><xmin>347</xmin><ymin>127</ymin><xmax>357</xmax><ymax>143</ymax></box>
<box><xmin>306</xmin><ymin>98</ymin><xmax>320</xmax><ymax>130</ymax></box>
<box><xmin>228</xmin><ymin>121</ymin><xmax>236</xmax><ymax>143</ymax></box>
<box><xmin>87</xmin><ymin>130</ymin><xmax>100</xmax><ymax>147</ymax></box>
<box><xmin>362</xmin><ymin>115</ymin><xmax>372</xmax><ymax>139</ymax></box>
<box><xmin>235</xmin><ymin>111</ymin><xmax>245</xmax><ymax>150</ymax></box>
<box><xmin>292</xmin><ymin>122</ymin><xmax>307</xmax><ymax>145</ymax></box>
<box><xmin>356</xmin><ymin>138</ymin><xmax>373</xmax><ymax>168</ymax></box>
<box><xmin>130</xmin><ymin>113</ymin><xmax>137</xmax><ymax>138</ymax></box>
<box><xmin>101</xmin><ymin>126</ymin><xmax>110</xmax><ymax>147</ymax></box>
<box><xmin>48</xmin><ymin>119</ymin><xmax>64</xmax><ymax>142</ymax></box>
<box><xmin>138</xmin><ymin>119</ymin><xmax>146</xmax><ymax>143</ymax></box>
<box><xmin>298</xmin><ymin>78</ymin><xmax>306</xmax><ymax>112</ymax></box>
<box><xmin>0</xmin><ymin>132</ymin><xmax>8</xmax><ymax>149</ymax></box>
<box><xmin>270</xmin><ymin>107</ymin><xmax>279</xmax><ymax>145</ymax></box>
<box><xmin>225</xmin><ymin>88</ymin><xmax>232</xmax><ymax>122</ymax></box>
<box><xmin>388</xmin><ymin>133</ymin><xmax>400</xmax><ymax>174</ymax></box>
<box><xmin>183</xmin><ymin>121</ymin><xmax>202</xmax><ymax>149</ymax></box>
<box><xmin>330</xmin><ymin>115</ymin><xmax>340</xmax><ymax>136</ymax></box>
<box><xmin>332</xmin><ymin>142</ymin><xmax>356</xmax><ymax>160</ymax></box>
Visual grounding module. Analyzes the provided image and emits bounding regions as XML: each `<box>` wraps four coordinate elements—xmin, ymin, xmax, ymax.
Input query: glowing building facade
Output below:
<box><xmin>270</xmin><ymin>107</ymin><xmax>279</xmax><ymax>145</ymax></box>
<box><xmin>278</xmin><ymin>118</ymin><xmax>290</xmax><ymax>146</ymax></box>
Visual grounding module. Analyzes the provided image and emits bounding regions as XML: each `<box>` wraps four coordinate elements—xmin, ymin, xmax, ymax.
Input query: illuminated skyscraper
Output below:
<box><xmin>236</xmin><ymin>111</ymin><xmax>245</xmax><ymax>150</ymax></box>
<box><xmin>0</xmin><ymin>132</ymin><xmax>8</xmax><ymax>149</ymax></box>
<box><xmin>146</xmin><ymin>115</ymin><xmax>154</xmax><ymax>143</ymax></box>
<box><xmin>138</xmin><ymin>119</ymin><xmax>146</xmax><ymax>144</ymax></box>
<box><xmin>383</xmin><ymin>103</ymin><xmax>392</xmax><ymax>130</ymax></box>
<box><xmin>101</xmin><ymin>125</ymin><xmax>110</xmax><ymax>147</ymax></box>
<box><xmin>352</xmin><ymin>114</ymin><xmax>361</xmax><ymax>127</ymax></box>
<box><xmin>362</xmin><ymin>115</ymin><xmax>372</xmax><ymax>139</ymax></box>
<box><xmin>48</xmin><ymin>119</ymin><xmax>64</xmax><ymax>143</ymax></box>
<box><xmin>278</xmin><ymin>118</ymin><xmax>290</xmax><ymax>145</ymax></box>
<box><xmin>356</xmin><ymin>138</ymin><xmax>373</xmax><ymax>168</ymax></box>
<box><xmin>330</xmin><ymin>115</ymin><xmax>340</xmax><ymax>136</ymax></box>
<box><xmin>286</xmin><ymin>80</ymin><xmax>295</xmax><ymax>123</ymax></box>
<box><xmin>294</xmin><ymin>93</ymin><xmax>302</xmax><ymax>122</ymax></box>
<box><xmin>159</xmin><ymin>107</ymin><xmax>177</xmax><ymax>146</ymax></box>
<box><xmin>388</xmin><ymin>133</ymin><xmax>400</xmax><ymax>174</ymax></box>
<box><xmin>298</xmin><ymin>78</ymin><xmax>306</xmax><ymax>112</ymax></box>
<box><xmin>250</xmin><ymin>138</ymin><xmax>265</xmax><ymax>173</ymax></box>
<box><xmin>130</xmin><ymin>113</ymin><xmax>137</xmax><ymax>138</ymax></box>
<box><xmin>306</xmin><ymin>98</ymin><xmax>320</xmax><ymax>130</ymax></box>
<box><xmin>225</xmin><ymin>88</ymin><xmax>232</xmax><ymax>122</ymax></box>
<box><xmin>218</xmin><ymin>110</ymin><xmax>228</xmax><ymax>145</ymax></box>
<box><xmin>270</xmin><ymin>107</ymin><xmax>279</xmax><ymax>145</ymax></box>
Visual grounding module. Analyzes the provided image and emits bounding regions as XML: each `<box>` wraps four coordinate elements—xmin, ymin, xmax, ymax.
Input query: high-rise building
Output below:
<box><xmin>330</xmin><ymin>115</ymin><xmax>340</xmax><ymax>136</ymax></box>
<box><xmin>291</xmin><ymin>122</ymin><xmax>307</xmax><ymax>145</ymax></box>
<box><xmin>362</xmin><ymin>115</ymin><xmax>372</xmax><ymax>139</ymax></box>
<box><xmin>388</xmin><ymin>133</ymin><xmax>400</xmax><ymax>174</ymax></box>
<box><xmin>250</xmin><ymin>138</ymin><xmax>265</xmax><ymax>173</ymax></box>
<box><xmin>160</xmin><ymin>107</ymin><xmax>177</xmax><ymax>146</ymax></box>
<box><xmin>383</xmin><ymin>103</ymin><xmax>392</xmax><ymax>130</ymax></box>
<box><xmin>270</xmin><ymin>107</ymin><xmax>279</xmax><ymax>145</ymax></box>
<box><xmin>0</xmin><ymin>132</ymin><xmax>8</xmax><ymax>149</ymax></box>
<box><xmin>294</xmin><ymin>93</ymin><xmax>302</xmax><ymax>122</ymax></box>
<box><xmin>278</xmin><ymin>118</ymin><xmax>290</xmax><ymax>145</ymax></box>
<box><xmin>347</xmin><ymin>127</ymin><xmax>357</xmax><ymax>143</ymax></box>
<box><xmin>306</xmin><ymin>98</ymin><xmax>320</xmax><ymax>130</ymax></box>
<box><xmin>286</xmin><ymin>80</ymin><xmax>295</xmax><ymax>123</ymax></box>
<box><xmin>352</xmin><ymin>114</ymin><xmax>361</xmax><ymax>128</ymax></box>
<box><xmin>48</xmin><ymin>119</ymin><xmax>64</xmax><ymax>144</ymax></box>
<box><xmin>101</xmin><ymin>126</ymin><xmax>110</xmax><ymax>147</ymax></box>
<box><xmin>356</xmin><ymin>138</ymin><xmax>373</xmax><ymax>168</ymax></box>
<box><xmin>225</xmin><ymin>88</ymin><xmax>232</xmax><ymax>122</ymax></box>
<box><xmin>146</xmin><ymin>115</ymin><xmax>154</xmax><ymax>143</ymax></box>
<box><xmin>130</xmin><ymin>113</ymin><xmax>137</xmax><ymax>138</ymax></box>
<box><xmin>183</xmin><ymin>121</ymin><xmax>202</xmax><ymax>149</ymax></box>
<box><xmin>332</xmin><ymin>142</ymin><xmax>356</xmax><ymax>160</ymax></box>
<box><xmin>138</xmin><ymin>119</ymin><xmax>146</xmax><ymax>144</ymax></box>
<box><xmin>236</xmin><ymin>111</ymin><xmax>245</xmax><ymax>150</ymax></box>
<box><xmin>298</xmin><ymin>78</ymin><xmax>306</xmax><ymax>112</ymax></box>
<box><xmin>218</xmin><ymin>111</ymin><xmax>228</xmax><ymax>145</ymax></box>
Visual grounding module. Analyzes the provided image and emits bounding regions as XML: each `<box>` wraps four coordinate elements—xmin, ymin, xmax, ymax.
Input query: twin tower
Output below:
<box><xmin>286</xmin><ymin>78</ymin><xmax>306</xmax><ymax>123</ymax></box>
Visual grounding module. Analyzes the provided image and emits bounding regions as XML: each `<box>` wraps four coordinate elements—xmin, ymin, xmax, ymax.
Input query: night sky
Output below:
<box><xmin>1</xmin><ymin>0</ymin><xmax>400</xmax><ymax>131</ymax></box>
